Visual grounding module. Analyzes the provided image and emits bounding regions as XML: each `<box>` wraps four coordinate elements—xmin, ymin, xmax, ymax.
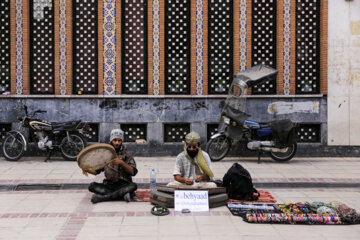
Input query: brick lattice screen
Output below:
<box><xmin>73</xmin><ymin>0</ymin><xmax>98</xmax><ymax>94</ymax></box>
<box><xmin>208</xmin><ymin>0</ymin><xmax>233</xmax><ymax>94</ymax></box>
<box><xmin>165</xmin><ymin>0</ymin><xmax>191</xmax><ymax>94</ymax></box>
<box><xmin>0</xmin><ymin>0</ymin><xmax>11</xmax><ymax>94</ymax></box>
<box><xmin>251</xmin><ymin>0</ymin><xmax>277</xmax><ymax>94</ymax></box>
<box><xmin>29</xmin><ymin>0</ymin><xmax>55</xmax><ymax>94</ymax></box>
<box><xmin>295</xmin><ymin>0</ymin><xmax>321</xmax><ymax>94</ymax></box>
<box><xmin>122</xmin><ymin>0</ymin><xmax>148</xmax><ymax>94</ymax></box>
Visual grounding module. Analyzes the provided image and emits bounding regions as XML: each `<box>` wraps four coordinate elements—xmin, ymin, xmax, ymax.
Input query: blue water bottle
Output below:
<box><xmin>150</xmin><ymin>168</ymin><xmax>156</xmax><ymax>191</ymax></box>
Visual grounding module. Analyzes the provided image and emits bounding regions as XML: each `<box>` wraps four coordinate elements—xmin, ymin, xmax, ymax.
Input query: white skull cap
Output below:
<box><xmin>110</xmin><ymin>129</ymin><xmax>124</xmax><ymax>142</ymax></box>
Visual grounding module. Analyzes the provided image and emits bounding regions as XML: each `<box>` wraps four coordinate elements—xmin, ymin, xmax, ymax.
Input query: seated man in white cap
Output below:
<box><xmin>167</xmin><ymin>131</ymin><xmax>217</xmax><ymax>188</ymax></box>
<box><xmin>83</xmin><ymin>129</ymin><xmax>138</xmax><ymax>203</ymax></box>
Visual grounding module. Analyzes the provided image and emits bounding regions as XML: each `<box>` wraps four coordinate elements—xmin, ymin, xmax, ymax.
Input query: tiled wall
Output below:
<box><xmin>1</xmin><ymin>0</ymin><xmax>327</xmax><ymax>97</ymax></box>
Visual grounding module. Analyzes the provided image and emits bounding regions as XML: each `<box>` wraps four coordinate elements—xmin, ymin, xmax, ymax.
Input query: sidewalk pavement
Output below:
<box><xmin>0</xmin><ymin>156</ymin><xmax>360</xmax><ymax>240</ymax></box>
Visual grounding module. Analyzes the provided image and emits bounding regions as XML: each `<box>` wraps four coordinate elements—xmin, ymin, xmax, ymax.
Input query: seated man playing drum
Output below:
<box><xmin>83</xmin><ymin>129</ymin><xmax>138</xmax><ymax>203</ymax></box>
<box><xmin>167</xmin><ymin>132</ymin><xmax>217</xmax><ymax>188</ymax></box>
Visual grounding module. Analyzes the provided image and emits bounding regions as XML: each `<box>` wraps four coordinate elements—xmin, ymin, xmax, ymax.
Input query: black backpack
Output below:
<box><xmin>222</xmin><ymin>163</ymin><xmax>260</xmax><ymax>201</ymax></box>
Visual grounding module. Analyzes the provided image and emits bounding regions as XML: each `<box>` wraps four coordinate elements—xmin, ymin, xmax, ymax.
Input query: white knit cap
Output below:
<box><xmin>110</xmin><ymin>129</ymin><xmax>124</xmax><ymax>141</ymax></box>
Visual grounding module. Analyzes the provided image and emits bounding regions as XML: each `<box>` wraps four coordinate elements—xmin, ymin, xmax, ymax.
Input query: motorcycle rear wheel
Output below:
<box><xmin>2</xmin><ymin>134</ymin><xmax>25</xmax><ymax>161</ymax></box>
<box><xmin>269</xmin><ymin>142</ymin><xmax>297</xmax><ymax>162</ymax></box>
<box><xmin>60</xmin><ymin>132</ymin><xmax>87</xmax><ymax>161</ymax></box>
<box><xmin>206</xmin><ymin>135</ymin><xmax>231</xmax><ymax>162</ymax></box>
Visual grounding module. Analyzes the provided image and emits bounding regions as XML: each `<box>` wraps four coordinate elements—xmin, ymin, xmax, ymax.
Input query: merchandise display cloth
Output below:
<box><xmin>227</xmin><ymin>201</ymin><xmax>360</xmax><ymax>225</ymax></box>
<box><xmin>132</xmin><ymin>189</ymin><xmax>151</xmax><ymax>202</ymax></box>
<box><xmin>228</xmin><ymin>189</ymin><xmax>276</xmax><ymax>203</ymax></box>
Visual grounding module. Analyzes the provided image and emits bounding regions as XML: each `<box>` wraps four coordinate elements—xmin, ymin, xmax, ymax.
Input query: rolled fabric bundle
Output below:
<box><xmin>336</xmin><ymin>204</ymin><xmax>360</xmax><ymax>224</ymax></box>
<box><xmin>327</xmin><ymin>201</ymin><xmax>345</xmax><ymax>211</ymax></box>
<box><xmin>310</xmin><ymin>201</ymin><xmax>326</xmax><ymax>212</ymax></box>
<box><xmin>317</xmin><ymin>206</ymin><xmax>337</xmax><ymax>215</ymax></box>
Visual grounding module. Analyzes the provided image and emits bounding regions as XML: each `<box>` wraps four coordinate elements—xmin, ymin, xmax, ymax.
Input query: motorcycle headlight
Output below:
<box><xmin>223</xmin><ymin>116</ymin><xmax>230</xmax><ymax>125</ymax></box>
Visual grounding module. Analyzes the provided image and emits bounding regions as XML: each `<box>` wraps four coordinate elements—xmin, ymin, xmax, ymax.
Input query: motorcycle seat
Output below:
<box><xmin>52</xmin><ymin>120</ymin><xmax>81</xmax><ymax>131</ymax></box>
<box><xmin>259</xmin><ymin>123</ymin><xmax>270</xmax><ymax>129</ymax></box>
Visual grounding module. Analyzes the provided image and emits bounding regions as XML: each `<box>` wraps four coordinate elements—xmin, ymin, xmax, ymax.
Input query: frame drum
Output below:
<box><xmin>77</xmin><ymin>143</ymin><xmax>116</xmax><ymax>171</ymax></box>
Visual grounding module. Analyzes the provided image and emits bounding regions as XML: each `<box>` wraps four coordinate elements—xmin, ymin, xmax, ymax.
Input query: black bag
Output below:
<box><xmin>222</xmin><ymin>163</ymin><xmax>260</xmax><ymax>201</ymax></box>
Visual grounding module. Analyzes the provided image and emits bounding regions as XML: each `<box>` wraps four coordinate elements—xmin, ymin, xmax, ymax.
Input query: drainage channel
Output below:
<box><xmin>1</xmin><ymin>182</ymin><xmax>360</xmax><ymax>192</ymax></box>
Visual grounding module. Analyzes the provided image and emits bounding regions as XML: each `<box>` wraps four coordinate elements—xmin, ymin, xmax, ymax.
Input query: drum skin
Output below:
<box><xmin>77</xmin><ymin>143</ymin><xmax>116</xmax><ymax>171</ymax></box>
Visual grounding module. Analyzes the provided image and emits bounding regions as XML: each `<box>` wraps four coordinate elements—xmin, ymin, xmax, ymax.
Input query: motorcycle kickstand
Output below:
<box><xmin>45</xmin><ymin>150</ymin><xmax>52</xmax><ymax>162</ymax></box>
<box><xmin>257</xmin><ymin>151</ymin><xmax>262</xmax><ymax>164</ymax></box>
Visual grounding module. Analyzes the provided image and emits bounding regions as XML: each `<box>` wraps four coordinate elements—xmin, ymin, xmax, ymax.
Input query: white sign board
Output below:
<box><xmin>174</xmin><ymin>190</ymin><xmax>209</xmax><ymax>212</ymax></box>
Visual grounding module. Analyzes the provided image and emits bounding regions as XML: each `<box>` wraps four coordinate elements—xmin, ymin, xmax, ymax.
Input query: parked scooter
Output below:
<box><xmin>206</xmin><ymin>65</ymin><xmax>298</xmax><ymax>163</ymax></box>
<box><xmin>2</xmin><ymin>105</ymin><xmax>89</xmax><ymax>161</ymax></box>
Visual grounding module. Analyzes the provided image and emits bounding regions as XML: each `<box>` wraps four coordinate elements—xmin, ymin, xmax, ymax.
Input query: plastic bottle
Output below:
<box><xmin>150</xmin><ymin>168</ymin><xmax>156</xmax><ymax>191</ymax></box>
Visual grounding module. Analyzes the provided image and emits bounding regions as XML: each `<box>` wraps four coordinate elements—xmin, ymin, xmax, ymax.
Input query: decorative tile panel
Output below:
<box><xmin>29</xmin><ymin>0</ymin><xmax>55</xmax><ymax>94</ymax></box>
<box><xmin>195</xmin><ymin>0</ymin><xmax>203</xmax><ymax>95</ymax></box>
<box><xmin>295</xmin><ymin>0</ymin><xmax>320</xmax><ymax>94</ymax></box>
<box><xmin>239</xmin><ymin>0</ymin><xmax>247</xmax><ymax>72</ymax></box>
<box><xmin>73</xmin><ymin>0</ymin><xmax>98</xmax><ymax>94</ymax></box>
<box><xmin>207</xmin><ymin>124</ymin><xmax>218</xmax><ymax>141</ymax></box>
<box><xmin>103</xmin><ymin>0</ymin><xmax>116</xmax><ymax>95</ymax></box>
<box><xmin>15</xmin><ymin>0</ymin><xmax>23</xmax><ymax>95</ymax></box>
<box><xmin>152</xmin><ymin>0</ymin><xmax>160</xmax><ymax>95</ymax></box>
<box><xmin>122</xmin><ymin>0</ymin><xmax>147</xmax><ymax>94</ymax></box>
<box><xmin>121</xmin><ymin>124</ymin><xmax>147</xmax><ymax>142</ymax></box>
<box><xmin>283</xmin><ymin>0</ymin><xmax>291</xmax><ymax>95</ymax></box>
<box><xmin>297</xmin><ymin>123</ymin><xmax>320</xmax><ymax>143</ymax></box>
<box><xmin>251</xmin><ymin>0</ymin><xmax>277</xmax><ymax>94</ymax></box>
<box><xmin>0</xmin><ymin>0</ymin><xmax>11</xmax><ymax>94</ymax></box>
<box><xmin>164</xmin><ymin>123</ymin><xmax>190</xmax><ymax>142</ymax></box>
<box><xmin>208</xmin><ymin>0</ymin><xmax>233</xmax><ymax>94</ymax></box>
<box><xmin>59</xmin><ymin>0</ymin><xmax>67</xmax><ymax>95</ymax></box>
<box><xmin>0</xmin><ymin>123</ymin><xmax>11</xmax><ymax>142</ymax></box>
<box><xmin>165</xmin><ymin>0</ymin><xmax>191</xmax><ymax>94</ymax></box>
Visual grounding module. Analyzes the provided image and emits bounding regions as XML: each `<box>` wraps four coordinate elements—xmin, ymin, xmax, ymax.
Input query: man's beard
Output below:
<box><xmin>111</xmin><ymin>143</ymin><xmax>122</xmax><ymax>153</ymax></box>
<box><xmin>187</xmin><ymin>149</ymin><xmax>198</xmax><ymax>158</ymax></box>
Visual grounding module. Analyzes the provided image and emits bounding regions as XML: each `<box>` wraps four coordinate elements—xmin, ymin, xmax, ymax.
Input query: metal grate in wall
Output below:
<box><xmin>73</xmin><ymin>0</ymin><xmax>98</xmax><ymax>94</ymax></box>
<box><xmin>29</xmin><ymin>0</ymin><xmax>55</xmax><ymax>94</ymax></box>
<box><xmin>297</xmin><ymin>123</ymin><xmax>320</xmax><ymax>143</ymax></box>
<box><xmin>122</xmin><ymin>0</ymin><xmax>148</xmax><ymax>94</ymax></box>
<box><xmin>0</xmin><ymin>0</ymin><xmax>11</xmax><ymax>94</ymax></box>
<box><xmin>121</xmin><ymin>124</ymin><xmax>147</xmax><ymax>142</ymax></box>
<box><xmin>0</xmin><ymin>123</ymin><xmax>11</xmax><ymax>142</ymax></box>
<box><xmin>295</xmin><ymin>0</ymin><xmax>320</xmax><ymax>94</ymax></box>
<box><xmin>251</xmin><ymin>0</ymin><xmax>277</xmax><ymax>95</ymax></box>
<box><xmin>165</xmin><ymin>0</ymin><xmax>191</xmax><ymax>94</ymax></box>
<box><xmin>208</xmin><ymin>0</ymin><xmax>233</xmax><ymax>94</ymax></box>
<box><xmin>164</xmin><ymin>123</ymin><xmax>190</xmax><ymax>143</ymax></box>
<box><xmin>85</xmin><ymin>123</ymin><xmax>99</xmax><ymax>142</ymax></box>
<box><xmin>207</xmin><ymin>124</ymin><xmax>218</xmax><ymax>141</ymax></box>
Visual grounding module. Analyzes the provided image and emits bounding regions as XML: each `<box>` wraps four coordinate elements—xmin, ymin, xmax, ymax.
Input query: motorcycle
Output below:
<box><xmin>206</xmin><ymin>65</ymin><xmax>298</xmax><ymax>163</ymax></box>
<box><xmin>2</xmin><ymin>105</ymin><xmax>89</xmax><ymax>161</ymax></box>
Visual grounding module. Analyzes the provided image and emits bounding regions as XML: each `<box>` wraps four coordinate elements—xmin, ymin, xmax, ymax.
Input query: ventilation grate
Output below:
<box><xmin>297</xmin><ymin>123</ymin><xmax>321</xmax><ymax>143</ymax></box>
<box><xmin>164</xmin><ymin>123</ymin><xmax>190</xmax><ymax>143</ymax></box>
<box><xmin>121</xmin><ymin>124</ymin><xmax>147</xmax><ymax>142</ymax></box>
